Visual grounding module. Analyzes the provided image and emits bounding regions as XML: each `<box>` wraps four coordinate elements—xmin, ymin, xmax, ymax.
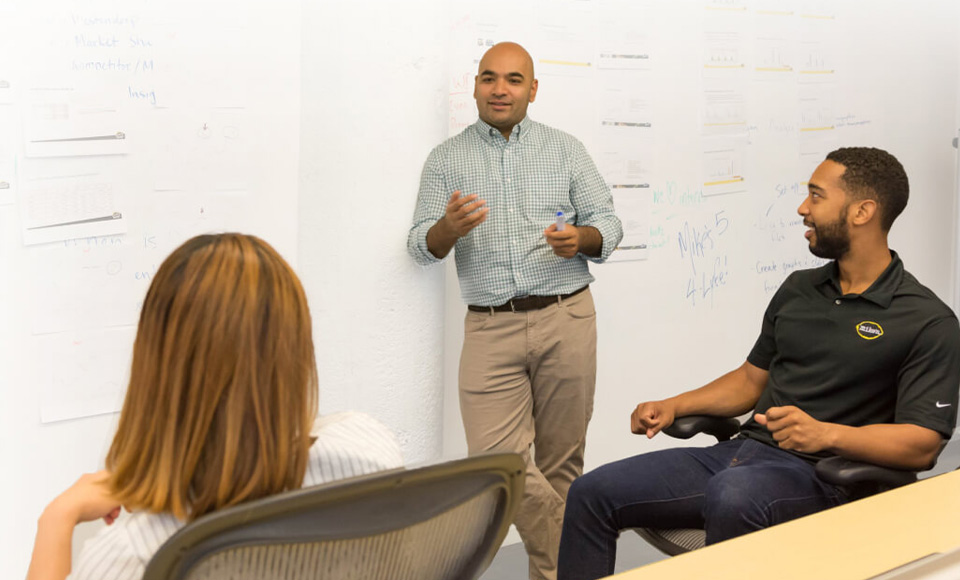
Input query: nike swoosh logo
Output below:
<box><xmin>936</xmin><ymin>402</ymin><xmax>952</xmax><ymax>408</ymax></box>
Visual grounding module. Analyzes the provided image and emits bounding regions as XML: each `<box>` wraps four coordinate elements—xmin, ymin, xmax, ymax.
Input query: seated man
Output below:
<box><xmin>557</xmin><ymin>147</ymin><xmax>960</xmax><ymax>580</ymax></box>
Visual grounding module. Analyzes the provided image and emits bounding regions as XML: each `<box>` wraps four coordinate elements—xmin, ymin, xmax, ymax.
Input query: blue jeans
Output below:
<box><xmin>557</xmin><ymin>438</ymin><xmax>850</xmax><ymax>580</ymax></box>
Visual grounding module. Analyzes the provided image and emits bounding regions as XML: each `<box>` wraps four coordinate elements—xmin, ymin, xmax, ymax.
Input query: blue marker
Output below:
<box><xmin>555</xmin><ymin>211</ymin><xmax>566</xmax><ymax>231</ymax></box>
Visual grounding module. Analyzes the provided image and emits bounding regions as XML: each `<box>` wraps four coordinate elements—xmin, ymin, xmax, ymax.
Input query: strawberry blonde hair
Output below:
<box><xmin>106</xmin><ymin>233</ymin><xmax>317</xmax><ymax>520</ymax></box>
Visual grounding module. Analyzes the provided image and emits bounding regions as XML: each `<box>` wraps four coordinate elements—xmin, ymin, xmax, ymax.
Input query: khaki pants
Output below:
<box><xmin>459</xmin><ymin>288</ymin><xmax>597</xmax><ymax>580</ymax></box>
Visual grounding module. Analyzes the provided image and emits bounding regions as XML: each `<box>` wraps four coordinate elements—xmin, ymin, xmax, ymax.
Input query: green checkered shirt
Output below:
<box><xmin>408</xmin><ymin>117</ymin><xmax>622</xmax><ymax>307</ymax></box>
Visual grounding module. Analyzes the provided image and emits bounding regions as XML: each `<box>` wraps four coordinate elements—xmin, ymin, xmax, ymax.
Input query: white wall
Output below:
<box><xmin>298</xmin><ymin>0</ymin><xmax>449</xmax><ymax>464</ymax></box>
<box><xmin>954</xmin><ymin>5</ymin><xmax>960</xmax><ymax>313</ymax></box>
<box><xmin>4</xmin><ymin>1</ymin><xmax>960</xmax><ymax>576</ymax></box>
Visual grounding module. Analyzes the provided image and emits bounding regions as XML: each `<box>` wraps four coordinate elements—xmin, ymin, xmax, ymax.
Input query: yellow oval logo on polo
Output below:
<box><xmin>856</xmin><ymin>321</ymin><xmax>884</xmax><ymax>340</ymax></box>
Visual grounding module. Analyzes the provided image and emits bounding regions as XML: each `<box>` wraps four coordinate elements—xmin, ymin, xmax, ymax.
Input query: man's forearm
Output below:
<box><xmin>426</xmin><ymin>218</ymin><xmax>459</xmax><ymax>259</ymax></box>
<box><xmin>672</xmin><ymin>361</ymin><xmax>767</xmax><ymax>418</ymax></box>
<box><xmin>577</xmin><ymin>225</ymin><xmax>602</xmax><ymax>257</ymax></box>
<box><xmin>825</xmin><ymin>423</ymin><xmax>943</xmax><ymax>470</ymax></box>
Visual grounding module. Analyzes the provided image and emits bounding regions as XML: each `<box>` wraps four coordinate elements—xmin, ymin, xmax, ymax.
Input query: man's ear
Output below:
<box><xmin>850</xmin><ymin>199</ymin><xmax>878</xmax><ymax>226</ymax></box>
<box><xmin>529</xmin><ymin>79</ymin><xmax>538</xmax><ymax>103</ymax></box>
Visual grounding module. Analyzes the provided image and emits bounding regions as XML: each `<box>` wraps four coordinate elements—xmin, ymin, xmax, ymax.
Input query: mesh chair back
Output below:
<box><xmin>143</xmin><ymin>453</ymin><xmax>524</xmax><ymax>580</ymax></box>
<box><xmin>633</xmin><ymin>527</ymin><xmax>705</xmax><ymax>556</ymax></box>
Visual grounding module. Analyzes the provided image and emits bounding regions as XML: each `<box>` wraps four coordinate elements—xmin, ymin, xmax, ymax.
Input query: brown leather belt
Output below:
<box><xmin>467</xmin><ymin>285</ymin><xmax>588</xmax><ymax>314</ymax></box>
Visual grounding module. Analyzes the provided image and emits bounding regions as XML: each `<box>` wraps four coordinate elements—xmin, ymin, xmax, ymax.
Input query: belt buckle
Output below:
<box><xmin>510</xmin><ymin>294</ymin><xmax>530</xmax><ymax>313</ymax></box>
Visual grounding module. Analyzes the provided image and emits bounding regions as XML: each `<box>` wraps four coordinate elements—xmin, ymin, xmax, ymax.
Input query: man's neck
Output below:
<box><xmin>836</xmin><ymin>241</ymin><xmax>892</xmax><ymax>295</ymax></box>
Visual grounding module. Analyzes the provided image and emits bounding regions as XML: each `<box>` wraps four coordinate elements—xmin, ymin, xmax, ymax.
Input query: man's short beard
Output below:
<box><xmin>808</xmin><ymin>205</ymin><xmax>851</xmax><ymax>260</ymax></box>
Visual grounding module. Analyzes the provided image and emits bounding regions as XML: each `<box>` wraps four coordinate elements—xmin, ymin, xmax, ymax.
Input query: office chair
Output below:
<box><xmin>142</xmin><ymin>452</ymin><xmax>524</xmax><ymax>580</ymax></box>
<box><xmin>633</xmin><ymin>416</ymin><xmax>923</xmax><ymax>556</ymax></box>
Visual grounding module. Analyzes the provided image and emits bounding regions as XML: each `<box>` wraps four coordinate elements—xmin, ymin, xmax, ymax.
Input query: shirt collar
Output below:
<box><xmin>474</xmin><ymin>116</ymin><xmax>532</xmax><ymax>144</ymax></box>
<box><xmin>814</xmin><ymin>250</ymin><xmax>903</xmax><ymax>308</ymax></box>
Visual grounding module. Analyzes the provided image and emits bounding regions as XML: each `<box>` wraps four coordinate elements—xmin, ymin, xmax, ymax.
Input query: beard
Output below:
<box><xmin>808</xmin><ymin>206</ymin><xmax>851</xmax><ymax>260</ymax></box>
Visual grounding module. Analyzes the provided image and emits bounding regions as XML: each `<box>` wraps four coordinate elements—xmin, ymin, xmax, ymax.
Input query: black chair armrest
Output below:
<box><xmin>663</xmin><ymin>416</ymin><xmax>741</xmax><ymax>442</ymax></box>
<box><xmin>814</xmin><ymin>456</ymin><xmax>917</xmax><ymax>489</ymax></box>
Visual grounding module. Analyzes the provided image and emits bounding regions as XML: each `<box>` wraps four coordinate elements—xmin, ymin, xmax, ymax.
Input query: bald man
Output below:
<box><xmin>408</xmin><ymin>42</ymin><xmax>622</xmax><ymax>580</ymax></box>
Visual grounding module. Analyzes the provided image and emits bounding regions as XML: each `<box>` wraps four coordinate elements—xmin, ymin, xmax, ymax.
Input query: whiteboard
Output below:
<box><xmin>1</xmin><ymin>0</ymin><xmax>301</xmax><ymax>421</ymax></box>
<box><xmin>440</xmin><ymin>0</ymin><xmax>960</xmax><ymax>473</ymax></box>
<box><xmin>2</xmin><ymin>0</ymin><xmax>959</xmax><ymax>575</ymax></box>
<box><xmin>0</xmin><ymin>0</ymin><xmax>301</xmax><ymax>572</ymax></box>
<box><xmin>955</xmin><ymin>127</ymin><xmax>960</xmax><ymax>313</ymax></box>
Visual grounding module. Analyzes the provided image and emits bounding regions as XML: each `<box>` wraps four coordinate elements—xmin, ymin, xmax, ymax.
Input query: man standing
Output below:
<box><xmin>557</xmin><ymin>147</ymin><xmax>960</xmax><ymax>580</ymax></box>
<box><xmin>408</xmin><ymin>42</ymin><xmax>622</xmax><ymax>580</ymax></box>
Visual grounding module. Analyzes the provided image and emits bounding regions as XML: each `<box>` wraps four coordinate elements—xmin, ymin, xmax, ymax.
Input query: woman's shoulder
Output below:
<box><xmin>304</xmin><ymin>411</ymin><xmax>404</xmax><ymax>487</ymax></box>
<box><xmin>68</xmin><ymin>511</ymin><xmax>184</xmax><ymax>580</ymax></box>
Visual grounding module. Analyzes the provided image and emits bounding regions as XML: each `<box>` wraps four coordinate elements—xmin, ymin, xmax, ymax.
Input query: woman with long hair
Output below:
<box><xmin>27</xmin><ymin>233</ymin><xmax>402</xmax><ymax>580</ymax></box>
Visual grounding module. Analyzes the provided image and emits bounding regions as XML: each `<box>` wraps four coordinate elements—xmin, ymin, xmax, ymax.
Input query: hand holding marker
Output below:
<box><xmin>546</xmin><ymin>210</ymin><xmax>577</xmax><ymax>259</ymax></box>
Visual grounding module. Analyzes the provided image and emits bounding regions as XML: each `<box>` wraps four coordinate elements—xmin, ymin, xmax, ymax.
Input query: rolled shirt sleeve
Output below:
<box><xmin>569</xmin><ymin>140</ymin><xmax>623</xmax><ymax>263</ymax></box>
<box><xmin>407</xmin><ymin>148</ymin><xmax>447</xmax><ymax>266</ymax></box>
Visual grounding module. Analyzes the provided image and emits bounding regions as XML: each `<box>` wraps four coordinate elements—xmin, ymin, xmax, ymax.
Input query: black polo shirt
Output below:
<box><xmin>740</xmin><ymin>251</ymin><xmax>960</xmax><ymax>460</ymax></box>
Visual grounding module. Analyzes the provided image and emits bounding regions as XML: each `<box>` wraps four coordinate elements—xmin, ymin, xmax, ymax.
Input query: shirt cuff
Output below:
<box><xmin>582</xmin><ymin>218</ymin><xmax>623</xmax><ymax>263</ymax></box>
<box><xmin>410</xmin><ymin>225</ymin><xmax>445</xmax><ymax>266</ymax></box>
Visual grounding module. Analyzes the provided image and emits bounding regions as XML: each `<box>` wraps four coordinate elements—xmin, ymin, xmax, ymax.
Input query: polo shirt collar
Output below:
<box><xmin>815</xmin><ymin>251</ymin><xmax>903</xmax><ymax>308</ymax></box>
<box><xmin>474</xmin><ymin>116</ymin><xmax>532</xmax><ymax>144</ymax></box>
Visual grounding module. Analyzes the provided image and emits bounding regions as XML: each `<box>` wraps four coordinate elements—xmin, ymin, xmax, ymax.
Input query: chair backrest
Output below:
<box><xmin>142</xmin><ymin>453</ymin><xmax>524</xmax><ymax>580</ymax></box>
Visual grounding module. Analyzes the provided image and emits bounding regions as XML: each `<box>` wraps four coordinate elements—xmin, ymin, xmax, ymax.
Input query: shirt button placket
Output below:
<box><xmin>502</xmin><ymin>144</ymin><xmax>518</xmax><ymax>289</ymax></box>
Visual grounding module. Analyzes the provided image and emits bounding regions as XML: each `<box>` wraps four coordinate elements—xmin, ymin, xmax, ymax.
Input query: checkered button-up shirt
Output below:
<box><xmin>408</xmin><ymin>117</ymin><xmax>622</xmax><ymax>307</ymax></box>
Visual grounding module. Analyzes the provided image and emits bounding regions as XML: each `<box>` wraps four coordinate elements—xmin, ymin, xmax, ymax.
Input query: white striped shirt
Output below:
<box><xmin>68</xmin><ymin>412</ymin><xmax>404</xmax><ymax>580</ymax></box>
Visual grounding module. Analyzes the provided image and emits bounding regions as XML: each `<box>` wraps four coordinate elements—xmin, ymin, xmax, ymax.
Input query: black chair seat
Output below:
<box><xmin>634</xmin><ymin>416</ymin><xmax>931</xmax><ymax>557</ymax></box>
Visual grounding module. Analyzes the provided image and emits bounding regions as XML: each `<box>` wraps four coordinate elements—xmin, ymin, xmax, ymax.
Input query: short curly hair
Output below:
<box><xmin>825</xmin><ymin>147</ymin><xmax>909</xmax><ymax>231</ymax></box>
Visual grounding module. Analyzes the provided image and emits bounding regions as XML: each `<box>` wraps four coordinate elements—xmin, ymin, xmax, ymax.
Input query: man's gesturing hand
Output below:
<box><xmin>444</xmin><ymin>190</ymin><xmax>488</xmax><ymax>237</ymax></box>
<box><xmin>754</xmin><ymin>406</ymin><xmax>835</xmax><ymax>454</ymax></box>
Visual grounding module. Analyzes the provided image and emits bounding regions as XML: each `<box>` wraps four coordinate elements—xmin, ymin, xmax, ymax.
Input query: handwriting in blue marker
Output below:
<box><xmin>765</xmin><ymin>182</ymin><xmax>802</xmax><ymax>216</ymax></box>
<box><xmin>62</xmin><ymin>235</ymin><xmax>125</xmax><ymax>249</ymax></box>
<box><xmin>757</xmin><ymin>255</ymin><xmax>829</xmax><ymax>295</ymax></box>
<box><xmin>128</xmin><ymin>86</ymin><xmax>157</xmax><ymax>105</ymax></box>
<box><xmin>686</xmin><ymin>255</ymin><xmax>730</xmax><ymax>307</ymax></box>
<box><xmin>678</xmin><ymin>211</ymin><xmax>731</xmax><ymax>307</ymax></box>
<box><xmin>75</xmin><ymin>34</ymin><xmax>120</xmax><ymax>48</ymax></box>
<box><xmin>134</xmin><ymin>264</ymin><xmax>159</xmax><ymax>281</ymax></box>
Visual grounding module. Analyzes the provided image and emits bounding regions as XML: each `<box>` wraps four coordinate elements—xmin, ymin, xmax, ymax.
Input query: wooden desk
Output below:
<box><xmin>609</xmin><ymin>469</ymin><xmax>960</xmax><ymax>579</ymax></box>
